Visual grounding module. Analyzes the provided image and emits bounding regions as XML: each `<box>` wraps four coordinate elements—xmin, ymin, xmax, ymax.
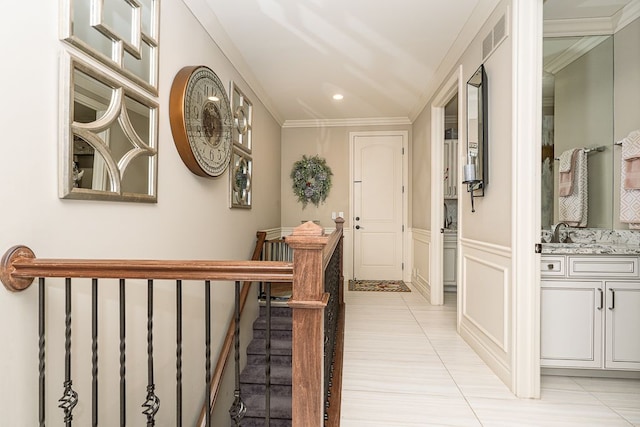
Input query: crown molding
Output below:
<box><xmin>614</xmin><ymin>0</ymin><xmax>640</xmax><ymax>32</ymax></box>
<box><xmin>543</xmin><ymin>35</ymin><xmax>609</xmax><ymax>74</ymax></box>
<box><xmin>282</xmin><ymin>116</ymin><xmax>411</xmax><ymax>129</ymax></box>
<box><xmin>544</xmin><ymin>0</ymin><xmax>640</xmax><ymax>37</ymax></box>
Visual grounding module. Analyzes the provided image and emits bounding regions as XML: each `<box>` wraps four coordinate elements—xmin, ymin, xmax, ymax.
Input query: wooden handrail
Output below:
<box><xmin>1</xmin><ymin>244</ymin><xmax>292</xmax><ymax>292</ymax></box>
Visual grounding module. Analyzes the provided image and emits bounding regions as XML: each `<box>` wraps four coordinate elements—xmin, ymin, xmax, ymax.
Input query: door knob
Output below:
<box><xmin>355</xmin><ymin>225</ymin><xmax>362</xmax><ymax>229</ymax></box>
<box><xmin>355</xmin><ymin>216</ymin><xmax>360</xmax><ymax>221</ymax></box>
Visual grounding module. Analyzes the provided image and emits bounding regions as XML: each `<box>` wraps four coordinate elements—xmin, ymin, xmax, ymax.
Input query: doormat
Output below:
<box><xmin>348</xmin><ymin>280</ymin><xmax>411</xmax><ymax>292</ymax></box>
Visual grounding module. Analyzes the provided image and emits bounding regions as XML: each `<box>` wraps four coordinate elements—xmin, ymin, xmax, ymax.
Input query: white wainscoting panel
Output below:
<box><xmin>459</xmin><ymin>237</ymin><xmax>512</xmax><ymax>386</ymax></box>
<box><xmin>411</xmin><ymin>228</ymin><xmax>431</xmax><ymax>301</ymax></box>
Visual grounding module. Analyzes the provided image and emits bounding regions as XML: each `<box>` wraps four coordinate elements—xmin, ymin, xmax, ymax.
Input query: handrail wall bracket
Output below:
<box><xmin>1</xmin><ymin>245</ymin><xmax>36</xmax><ymax>292</ymax></box>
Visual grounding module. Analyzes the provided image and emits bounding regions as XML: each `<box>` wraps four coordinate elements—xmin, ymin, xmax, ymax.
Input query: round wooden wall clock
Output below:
<box><xmin>169</xmin><ymin>65</ymin><xmax>232</xmax><ymax>177</ymax></box>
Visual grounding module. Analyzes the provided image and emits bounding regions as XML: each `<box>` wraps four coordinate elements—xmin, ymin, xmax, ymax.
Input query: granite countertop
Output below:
<box><xmin>542</xmin><ymin>243</ymin><xmax>640</xmax><ymax>255</ymax></box>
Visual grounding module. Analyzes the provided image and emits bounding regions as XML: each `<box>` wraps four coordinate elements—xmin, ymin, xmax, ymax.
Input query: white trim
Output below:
<box><xmin>460</xmin><ymin>320</ymin><xmax>511</xmax><ymax>385</ymax></box>
<box><xmin>430</xmin><ymin>66</ymin><xmax>464</xmax><ymax>306</ymax></box>
<box><xmin>543</xmin><ymin>36</ymin><xmax>609</xmax><ymax>74</ymax></box>
<box><xmin>348</xmin><ymin>130</ymin><xmax>409</xmax><ymax>281</ymax></box>
<box><xmin>461</xmin><ymin>253</ymin><xmax>510</xmax><ymax>352</ymax></box>
<box><xmin>543</xmin><ymin>0</ymin><xmax>640</xmax><ymax>37</ymax></box>
<box><xmin>282</xmin><ymin>117</ymin><xmax>411</xmax><ymax>129</ymax></box>
<box><xmin>411</xmin><ymin>228</ymin><xmax>431</xmax><ymax>300</ymax></box>
<box><xmin>511</xmin><ymin>0</ymin><xmax>542</xmax><ymax>399</ymax></box>
<box><xmin>459</xmin><ymin>237</ymin><xmax>511</xmax><ymax>258</ymax></box>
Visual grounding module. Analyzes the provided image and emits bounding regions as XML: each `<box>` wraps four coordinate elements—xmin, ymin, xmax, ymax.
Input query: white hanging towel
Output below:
<box><xmin>620</xmin><ymin>130</ymin><xmax>640</xmax><ymax>229</ymax></box>
<box><xmin>558</xmin><ymin>149</ymin><xmax>588</xmax><ymax>227</ymax></box>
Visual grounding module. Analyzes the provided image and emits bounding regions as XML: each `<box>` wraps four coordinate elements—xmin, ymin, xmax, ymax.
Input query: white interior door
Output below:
<box><xmin>352</xmin><ymin>132</ymin><xmax>404</xmax><ymax>280</ymax></box>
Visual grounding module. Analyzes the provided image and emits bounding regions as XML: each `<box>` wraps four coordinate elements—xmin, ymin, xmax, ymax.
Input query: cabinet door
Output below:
<box><xmin>605</xmin><ymin>282</ymin><xmax>640</xmax><ymax>370</ymax></box>
<box><xmin>541</xmin><ymin>281</ymin><xmax>603</xmax><ymax>368</ymax></box>
<box><xmin>443</xmin><ymin>240</ymin><xmax>457</xmax><ymax>286</ymax></box>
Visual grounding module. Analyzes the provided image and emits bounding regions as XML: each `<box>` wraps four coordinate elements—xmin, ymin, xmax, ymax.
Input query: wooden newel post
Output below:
<box><xmin>285</xmin><ymin>221</ymin><xmax>329</xmax><ymax>426</ymax></box>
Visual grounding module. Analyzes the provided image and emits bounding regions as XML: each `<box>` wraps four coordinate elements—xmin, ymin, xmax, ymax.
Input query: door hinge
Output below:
<box><xmin>402</xmin><ymin>147</ymin><xmax>405</xmax><ymax>155</ymax></box>
<box><xmin>402</xmin><ymin>262</ymin><xmax>404</xmax><ymax>270</ymax></box>
<box><xmin>402</xmin><ymin>225</ymin><xmax>405</xmax><ymax>232</ymax></box>
<box><xmin>402</xmin><ymin>185</ymin><xmax>405</xmax><ymax>193</ymax></box>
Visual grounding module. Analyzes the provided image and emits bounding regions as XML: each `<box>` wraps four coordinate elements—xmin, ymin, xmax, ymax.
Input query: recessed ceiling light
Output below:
<box><xmin>332</xmin><ymin>94</ymin><xmax>344</xmax><ymax>101</ymax></box>
<box><xmin>208</xmin><ymin>96</ymin><xmax>220</xmax><ymax>102</ymax></box>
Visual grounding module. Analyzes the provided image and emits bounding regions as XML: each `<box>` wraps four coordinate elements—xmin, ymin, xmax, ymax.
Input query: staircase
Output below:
<box><xmin>239</xmin><ymin>304</ymin><xmax>293</xmax><ymax>426</ymax></box>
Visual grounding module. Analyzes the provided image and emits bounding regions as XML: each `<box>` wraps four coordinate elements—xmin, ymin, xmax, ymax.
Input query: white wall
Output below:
<box><xmin>0</xmin><ymin>1</ymin><xmax>281</xmax><ymax>425</ymax></box>
<box><xmin>411</xmin><ymin>0</ymin><xmax>516</xmax><ymax>388</ymax></box>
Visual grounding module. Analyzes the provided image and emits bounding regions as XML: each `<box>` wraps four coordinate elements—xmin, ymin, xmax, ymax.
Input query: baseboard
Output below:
<box><xmin>459</xmin><ymin>320</ymin><xmax>512</xmax><ymax>389</ymax></box>
<box><xmin>542</xmin><ymin>367</ymin><xmax>640</xmax><ymax>379</ymax></box>
<box><xmin>411</xmin><ymin>276</ymin><xmax>430</xmax><ymax>301</ymax></box>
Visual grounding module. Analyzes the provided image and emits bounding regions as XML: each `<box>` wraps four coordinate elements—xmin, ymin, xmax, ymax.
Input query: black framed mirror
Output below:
<box><xmin>464</xmin><ymin>64</ymin><xmax>488</xmax><ymax>211</ymax></box>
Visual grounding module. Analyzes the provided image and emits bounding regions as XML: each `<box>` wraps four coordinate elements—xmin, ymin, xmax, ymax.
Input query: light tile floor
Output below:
<box><xmin>340</xmin><ymin>284</ymin><xmax>640</xmax><ymax>426</ymax></box>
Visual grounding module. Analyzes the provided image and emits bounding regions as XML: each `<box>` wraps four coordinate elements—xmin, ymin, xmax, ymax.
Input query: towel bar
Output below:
<box><xmin>553</xmin><ymin>146</ymin><xmax>605</xmax><ymax>161</ymax></box>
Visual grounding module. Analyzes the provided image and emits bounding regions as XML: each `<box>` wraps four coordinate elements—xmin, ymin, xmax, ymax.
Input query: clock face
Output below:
<box><xmin>169</xmin><ymin>66</ymin><xmax>232</xmax><ymax>177</ymax></box>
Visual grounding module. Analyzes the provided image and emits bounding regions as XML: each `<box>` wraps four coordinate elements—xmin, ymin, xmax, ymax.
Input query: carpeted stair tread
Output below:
<box><xmin>241</xmin><ymin>394</ymin><xmax>292</xmax><ymax>423</ymax></box>
<box><xmin>258</xmin><ymin>305</ymin><xmax>292</xmax><ymax>318</ymax></box>
<box><xmin>240</xmin><ymin>364</ymin><xmax>292</xmax><ymax>386</ymax></box>
<box><xmin>252</xmin><ymin>316</ymin><xmax>292</xmax><ymax>331</ymax></box>
<box><xmin>246</xmin><ymin>338</ymin><xmax>292</xmax><ymax>357</ymax></box>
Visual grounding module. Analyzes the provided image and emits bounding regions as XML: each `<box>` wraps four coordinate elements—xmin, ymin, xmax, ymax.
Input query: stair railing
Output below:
<box><xmin>0</xmin><ymin>244</ymin><xmax>291</xmax><ymax>426</ymax></box>
<box><xmin>1</xmin><ymin>219</ymin><xmax>343</xmax><ymax>427</ymax></box>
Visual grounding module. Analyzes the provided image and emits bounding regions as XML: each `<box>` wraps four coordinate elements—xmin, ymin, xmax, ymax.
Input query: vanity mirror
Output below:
<box><xmin>464</xmin><ymin>64</ymin><xmax>488</xmax><ymax>212</ymax></box>
<box><xmin>542</xmin><ymin>1</ymin><xmax>640</xmax><ymax>231</ymax></box>
<box><xmin>541</xmin><ymin>35</ymin><xmax>613</xmax><ymax>229</ymax></box>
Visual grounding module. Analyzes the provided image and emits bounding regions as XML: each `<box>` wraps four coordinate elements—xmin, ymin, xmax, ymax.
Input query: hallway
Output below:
<box><xmin>340</xmin><ymin>286</ymin><xmax>640</xmax><ymax>426</ymax></box>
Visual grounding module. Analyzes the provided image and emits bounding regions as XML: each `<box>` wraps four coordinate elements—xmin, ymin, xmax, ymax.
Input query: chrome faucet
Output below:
<box><xmin>550</xmin><ymin>222</ymin><xmax>570</xmax><ymax>243</ymax></box>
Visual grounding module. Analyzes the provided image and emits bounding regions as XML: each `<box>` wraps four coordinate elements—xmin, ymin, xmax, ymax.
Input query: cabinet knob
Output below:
<box><xmin>547</xmin><ymin>264</ymin><xmax>554</xmax><ymax>270</ymax></box>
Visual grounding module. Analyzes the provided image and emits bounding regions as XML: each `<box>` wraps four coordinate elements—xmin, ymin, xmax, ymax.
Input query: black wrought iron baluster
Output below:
<box><xmin>119</xmin><ymin>279</ymin><xmax>126</xmax><ymax>427</ymax></box>
<box><xmin>265</xmin><ymin>282</ymin><xmax>271</xmax><ymax>425</ymax></box>
<box><xmin>229</xmin><ymin>281</ymin><xmax>246</xmax><ymax>425</ymax></box>
<box><xmin>323</xmin><ymin>249</ymin><xmax>340</xmax><ymax>420</ymax></box>
<box><xmin>205</xmin><ymin>280</ymin><xmax>211</xmax><ymax>427</ymax></box>
<box><xmin>39</xmin><ymin>277</ymin><xmax>45</xmax><ymax>427</ymax></box>
<box><xmin>176</xmin><ymin>280</ymin><xmax>182</xmax><ymax>427</ymax></box>
<box><xmin>58</xmin><ymin>278</ymin><xmax>78</xmax><ymax>426</ymax></box>
<box><xmin>142</xmin><ymin>279</ymin><xmax>160</xmax><ymax>426</ymax></box>
<box><xmin>92</xmin><ymin>278</ymin><xmax>99</xmax><ymax>427</ymax></box>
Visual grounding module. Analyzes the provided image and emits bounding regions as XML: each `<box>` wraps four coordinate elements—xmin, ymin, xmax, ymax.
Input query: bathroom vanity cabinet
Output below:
<box><xmin>541</xmin><ymin>255</ymin><xmax>640</xmax><ymax>371</ymax></box>
<box><xmin>443</xmin><ymin>231</ymin><xmax>457</xmax><ymax>291</ymax></box>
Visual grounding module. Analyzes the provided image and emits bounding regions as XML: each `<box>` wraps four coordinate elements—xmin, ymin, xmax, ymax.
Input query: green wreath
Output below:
<box><xmin>290</xmin><ymin>155</ymin><xmax>333</xmax><ymax>208</ymax></box>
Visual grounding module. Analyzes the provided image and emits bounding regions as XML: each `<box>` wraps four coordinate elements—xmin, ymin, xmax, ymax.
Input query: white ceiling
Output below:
<box><xmin>183</xmin><ymin>0</ymin><xmax>501</xmax><ymax>124</ymax></box>
<box><xmin>182</xmin><ymin>0</ymin><xmax>636</xmax><ymax>125</ymax></box>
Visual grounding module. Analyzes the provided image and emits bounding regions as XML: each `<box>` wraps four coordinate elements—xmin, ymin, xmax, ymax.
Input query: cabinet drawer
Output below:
<box><xmin>569</xmin><ymin>257</ymin><xmax>639</xmax><ymax>278</ymax></box>
<box><xmin>541</xmin><ymin>256</ymin><xmax>565</xmax><ymax>277</ymax></box>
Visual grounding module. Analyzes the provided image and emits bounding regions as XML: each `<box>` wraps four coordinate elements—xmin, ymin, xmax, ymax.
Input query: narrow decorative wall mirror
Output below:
<box><xmin>58</xmin><ymin>0</ymin><xmax>160</xmax><ymax>202</ymax></box>
<box><xmin>464</xmin><ymin>64</ymin><xmax>488</xmax><ymax>211</ymax></box>
<box><xmin>59</xmin><ymin>53</ymin><xmax>158</xmax><ymax>202</ymax></box>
